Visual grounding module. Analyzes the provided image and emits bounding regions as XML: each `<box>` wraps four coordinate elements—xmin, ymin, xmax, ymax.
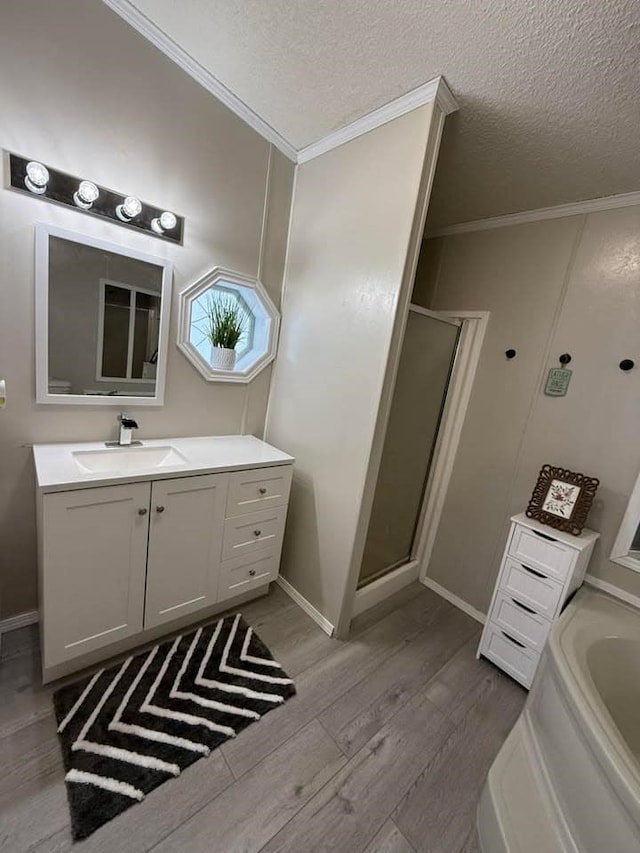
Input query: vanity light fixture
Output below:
<box><xmin>7</xmin><ymin>152</ymin><xmax>185</xmax><ymax>244</ymax></box>
<box><xmin>24</xmin><ymin>160</ymin><xmax>49</xmax><ymax>194</ymax></box>
<box><xmin>73</xmin><ymin>180</ymin><xmax>100</xmax><ymax>210</ymax></box>
<box><xmin>116</xmin><ymin>195</ymin><xmax>142</xmax><ymax>222</ymax></box>
<box><xmin>151</xmin><ymin>210</ymin><xmax>177</xmax><ymax>235</ymax></box>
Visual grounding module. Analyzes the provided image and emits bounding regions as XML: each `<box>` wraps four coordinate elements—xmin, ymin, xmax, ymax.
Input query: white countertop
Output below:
<box><xmin>33</xmin><ymin>435</ymin><xmax>294</xmax><ymax>493</ymax></box>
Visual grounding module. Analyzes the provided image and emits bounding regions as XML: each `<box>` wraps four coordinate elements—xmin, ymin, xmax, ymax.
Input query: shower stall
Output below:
<box><xmin>358</xmin><ymin>305</ymin><xmax>462</xmax><ymax>588</ymax></box>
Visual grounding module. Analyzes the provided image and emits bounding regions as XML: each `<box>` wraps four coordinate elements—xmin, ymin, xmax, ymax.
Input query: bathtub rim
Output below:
<box><xmin>549</xmin><ymin>586</ymin><xmax>640</xmax><ymax>819</ymax></box>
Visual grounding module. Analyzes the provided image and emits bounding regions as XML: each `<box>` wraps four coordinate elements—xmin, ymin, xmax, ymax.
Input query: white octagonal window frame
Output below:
<box><xmin>177</xmin><ymin>266</ymin><xmax>280</xmax><ymax>383</ymax></box>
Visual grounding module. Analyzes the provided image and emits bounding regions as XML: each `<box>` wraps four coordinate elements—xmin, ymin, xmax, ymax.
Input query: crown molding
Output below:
<box><xmin>102</xmin><ymin>2</ymin><xmax>458</xmax><ymax>167</ymax></box>
<box><xmin>426</xmin><ymin>190</ymin><xmax>640</xmax><ymax>238</ymax></box>
<box><xmin>101</xmin><ymin>0</ymin><xmax>298</xmax><ymax>162</ymax></box>
<box><xmin>433</xmin><ymin>76</ymin><xmax>458</xmax><ymax>115</ymax></box>
<box><xmin>297</xmin><ymin>76</ymin><xmax>458</xmax><ymax>165</ymax></box>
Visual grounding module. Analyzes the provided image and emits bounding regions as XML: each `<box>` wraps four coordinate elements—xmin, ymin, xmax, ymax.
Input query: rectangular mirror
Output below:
<box><xmin>35</xmin><ymin>224</ymin><xmax>173</xmax><ymax>405</ymax></box>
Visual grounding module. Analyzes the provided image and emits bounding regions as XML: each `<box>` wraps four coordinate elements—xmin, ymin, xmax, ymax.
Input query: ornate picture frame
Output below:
<box><xmin>526</xmin><ymin>465</ymin><xmax>599</xmax><ymax>536</ymax></box>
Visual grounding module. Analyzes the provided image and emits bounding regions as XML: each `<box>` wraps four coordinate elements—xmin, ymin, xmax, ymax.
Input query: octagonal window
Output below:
<box><xmin>178</xmin><ymin>267</ymin><xmax>280</xmax><ymax>383</ymax></box>
<box><xmin>190</xmin><ymin>286</ymin><xmax>256</xmax><ymax>361</ymax></box>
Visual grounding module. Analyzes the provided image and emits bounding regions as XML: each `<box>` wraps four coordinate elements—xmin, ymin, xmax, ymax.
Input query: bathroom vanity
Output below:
<box><xmin>33</xmin><ymin>435</ymin><xmax>294</xmax><ymax>682</ymax></box>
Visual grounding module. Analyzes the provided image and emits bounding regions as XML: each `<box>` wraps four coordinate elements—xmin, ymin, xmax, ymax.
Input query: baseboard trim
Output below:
<box><xmin>0</xmin><ymin>610</ymin><xmax>39</xmax><ymax>634</ymax></box>
<box><xmin>421</xmin><ymin>577</ymin><xmax>486</xmax><ymax>624</ymax></box>
<box><xmin>584</xmin><ymin>574</ymin><xmax>640</xmax><ymax>611</ymax></box>
<box><xmin>352</xmin><ymin>560</ymin><xmax>420</xmax><ymax>617</ymax></box>
<box><xmin>276</xmin><ymin>576</ymin><xmax>334</xmax><ymax>637</ymax></box>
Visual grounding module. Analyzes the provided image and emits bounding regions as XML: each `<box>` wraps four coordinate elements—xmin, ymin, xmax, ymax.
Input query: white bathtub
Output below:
<box><xmin>478</xmin><ymin>587</ymin><xmax>640</xmax><ymax>852</ymax></box>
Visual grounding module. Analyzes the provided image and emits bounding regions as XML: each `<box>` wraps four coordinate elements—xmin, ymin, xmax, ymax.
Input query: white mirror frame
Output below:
<box><xmin>35</xmin><ymin>224</ymin><xmax>173</xmax><ymax>406</ymax></box>
<box><xmin>610</xmin><ymin>466</ymin><xmax>640</xmax><ymax>573</ymax></box>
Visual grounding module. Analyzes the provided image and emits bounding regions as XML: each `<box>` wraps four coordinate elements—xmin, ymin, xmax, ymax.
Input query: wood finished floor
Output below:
<box><xmin>0</xmin><ymin>583</ymin><xmax>526</xmax><ymax>852</ymax></box>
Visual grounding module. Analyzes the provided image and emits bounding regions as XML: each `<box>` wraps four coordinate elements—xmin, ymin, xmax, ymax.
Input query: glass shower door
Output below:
<box><xmin>359</xmin><ymin>308</ymin><xmax>461</xmax><ymax>587</ymax></box>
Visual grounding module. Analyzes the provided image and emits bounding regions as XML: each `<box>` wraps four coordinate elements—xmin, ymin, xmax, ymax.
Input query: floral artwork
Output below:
<box><xmin>542</xmin><ymin>479</ymin><xmax>581</xmax><ymax>519</ymax></box>
<box><xmin>526</xmin><ymin>465</ymin><xmax>599</xmax><ymax>536</ymax></box>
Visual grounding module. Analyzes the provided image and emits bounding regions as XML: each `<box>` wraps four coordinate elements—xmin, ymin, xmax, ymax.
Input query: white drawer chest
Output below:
<box><xmin>478</xmin><ymin>513</ymin><xmax>599</xmax><ymax>688</ymax></box>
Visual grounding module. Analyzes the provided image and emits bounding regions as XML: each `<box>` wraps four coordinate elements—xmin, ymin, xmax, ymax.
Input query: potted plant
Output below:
<box><xmin>204</xmin><ymin>293</ymin><xmax>247</xmax><ymax>370</ymax></box>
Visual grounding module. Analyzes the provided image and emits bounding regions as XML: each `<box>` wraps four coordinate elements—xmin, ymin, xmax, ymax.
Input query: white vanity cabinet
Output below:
<box><xmin>34</xmin><ymin>435</ymin><xmax>294</xmax><ymax>682</ymax></box>
<box><xmin>478</xmin><ymin>513</ymin><xmax>599</xmax><ymax>689</ymax></box>
<box><xmin>217</xmin><ymin>467</ymin><xmax>292</xmax><ymax>602</ymax></box>
<box><xmin>144</xmin><ymin>473</ymin><xmax>228</xmax><ymax>630</ymax></box>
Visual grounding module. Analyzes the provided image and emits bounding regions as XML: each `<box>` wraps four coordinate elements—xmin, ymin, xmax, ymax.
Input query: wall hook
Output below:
<box><xmin>559</xmin><ymin>353</ymin><xmax>572</xmax><ymax>365</ymax></box>
<box><xmin>505</xmin><ymin>349</ymin><xmax>517</xmax><ymax>360</ymax></box>
<box><xmin>619</xmin><ymin>359</ymin><xmax>635</xmax><ymax>372</ymax></box>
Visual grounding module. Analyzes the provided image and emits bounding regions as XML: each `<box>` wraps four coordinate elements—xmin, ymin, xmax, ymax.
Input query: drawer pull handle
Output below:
<box><xmin>532</xmin><ymin>529</ymin><xmax>557</xmax><ymax>542</ymax></box>
<box><xmin>502</xmin><ymin>630</ymin><xmax>526</xmax><ymax>649</ymax></box>
<box><xmin>258</xmin><ymin>487</ymin><xmax>267</xmax><ymax>495</ymax></box>
<box><xmin>511</xmin><ymin>598</ymin><xmax>536</xmax><ymax>615</ymax></box>
<box><xmin>521</xmin><ymin>563</ymin><xmax>547</xmax><ymax>579</ymax></box>
<box><xmin>156</xmin><ymin>505</ymin><xmax>165</xmax><ymax>514</ymax></box>
<box><xmin>138</xmin><ymin>507</ymin><xmax>148</xmax><ymax>516</ymax></box>
<box><xmin>249</xmin><ymin>569</ymin><xmax>256</xmax><ymax>577</ymax></box>
<box><xmin>254</xmin><ymin>529</ymin><xmax>262</xmax><ymax>537</ymax></box>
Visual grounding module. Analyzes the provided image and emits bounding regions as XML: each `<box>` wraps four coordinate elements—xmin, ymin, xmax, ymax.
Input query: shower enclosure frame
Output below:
<box><xmin>350</xmin><ymin>306</ymin><xmax>489</xmax><ymax>621</ymax></box>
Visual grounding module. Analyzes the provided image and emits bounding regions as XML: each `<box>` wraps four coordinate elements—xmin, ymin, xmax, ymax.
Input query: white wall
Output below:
<box><xmin>0</xmin><ymin>0</ymin><xmax>293</xmax><ymax>618</ymax></box>
<box><xmin>415</xmin><ymin>205</ymin><xmax>640</xmax><ymax>612</ymax></box>
<box><xmin>266</xmin><ymin>103</ymin><xmax>439</xmax><ymax>631</ymax></box>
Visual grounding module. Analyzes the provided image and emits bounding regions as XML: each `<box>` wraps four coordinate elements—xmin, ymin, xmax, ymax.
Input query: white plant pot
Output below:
<box><xmin>210</xmin><ymin>346</ymin><xmax>237</xmax><ymax>371</ymax></box>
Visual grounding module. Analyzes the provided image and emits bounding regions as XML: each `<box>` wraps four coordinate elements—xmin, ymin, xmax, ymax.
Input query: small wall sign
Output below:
<box><xmin>544</xmin><ymin>367</ymin><xmax>572</xmax><ymax>397</ymax></box>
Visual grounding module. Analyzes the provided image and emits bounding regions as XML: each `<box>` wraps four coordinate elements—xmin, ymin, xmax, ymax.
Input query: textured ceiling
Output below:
<box><xmin>120</xmin><ymin>0</ymin><xmax>640</xmax><ymax>227</ymax></box>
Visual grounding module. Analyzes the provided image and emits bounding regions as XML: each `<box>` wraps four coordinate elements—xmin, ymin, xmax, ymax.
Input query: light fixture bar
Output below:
<box><xmin>6</xmin><ymin>152</ymin><xmax>184</xmax><ymax>244</ymax></box>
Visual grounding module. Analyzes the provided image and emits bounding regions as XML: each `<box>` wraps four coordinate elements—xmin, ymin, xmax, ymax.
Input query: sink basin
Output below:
<box><xmin>72</xmin><ymin>445</ymin><xmax>189</xmax><ymax>475</ymax></box>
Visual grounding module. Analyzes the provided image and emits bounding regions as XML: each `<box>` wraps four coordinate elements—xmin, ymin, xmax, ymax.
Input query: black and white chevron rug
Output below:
<box><xmin>53</xmin><ymin>613</ymin><xmax>295</xmax><ymax>841</ymax></box>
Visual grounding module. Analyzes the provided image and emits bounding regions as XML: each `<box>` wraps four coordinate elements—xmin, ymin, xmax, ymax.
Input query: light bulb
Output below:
<box><xmin>151</xmin><ymin>210</ymin><xmax>177</xmax><ymax>234</ymax></box>
<box><xmin>116</xmin><ymin>195</ymin><xmax>142</xmax><ymax>222</ymax></box>
<box><xmin>73</xmin><ymin>180</ymin><xmax>99</xmax><ymax>209</ymax></box>
<box><xmin>25</xmin><ymin>161</ymin><xmax>49</xmax><ymax>194</ymax></box>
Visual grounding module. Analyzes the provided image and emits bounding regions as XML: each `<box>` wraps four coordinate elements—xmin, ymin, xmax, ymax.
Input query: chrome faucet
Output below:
<box><xmin>118</xmin><ymin>413</ymin><xmax>139</xmax><ymax>446</ymax></box>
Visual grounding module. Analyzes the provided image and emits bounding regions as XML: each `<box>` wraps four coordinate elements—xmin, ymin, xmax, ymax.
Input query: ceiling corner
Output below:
<box><xmin>101</xmin><ymin>0</ymin><xmax>298</xmax><ymax>162</ymax></box>
<box><xmin>434</xmin><ymin>77</ymin><xmax>458</xmax><ymax>115</ymax></box>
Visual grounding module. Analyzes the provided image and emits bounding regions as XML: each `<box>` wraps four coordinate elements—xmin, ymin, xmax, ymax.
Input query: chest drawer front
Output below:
<box><xmin>501</xmin><ymin>558</ymin><xmax>564</xmax><ymax>619</ymax></box>
<box><xmin>222</xmin><ymin>507</ymin><xmax>287</xmax><ymax>561</ymax></box>
<box><xmin>489</xmin><ymin>590</ymin><xmax>552</xmax><ymax>653</ymax></box>
<box><xmin>218</xmin><ymin>551</ymin><xmax>280</xmax><ymax>603</ymax></box>
<box><xmin>227</xmin><ymin>466</ymin><xmax>293</xmax><ymax>517</ymax></box>
<box><xmin>509</xmin><ymin>526</ymin><xmax>575</xmax><ymax>582</ymax></box>
<box><xmin>482</xmin><ymin>624</ymin><xmax>540</xmax><ymax>689</ymax></box>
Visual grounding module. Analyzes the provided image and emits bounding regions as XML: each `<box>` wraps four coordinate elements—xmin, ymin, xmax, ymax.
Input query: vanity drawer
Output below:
<box><xmin>489</xmin><ymin>590</ymin><xmax>552</xmax><ymax>653</ymax></box>
<box><xmin>508</xmin><ymin>525</ymin><xmax>574</xmax><ymax>582</ymax></box>
<box><xmin>221</xmin><ymin>507</ymin><xmax>287</xmax><ymax>561</ymax></box>
<box><xmin>500</xmin><ymin>558</ymin><xmax>564</xmax><ymax>619</ymax></box>
<box><xmin>226</xmin><ymin>466</ymin><xmax>292</xmax><ymax>518</ymax></box>
<box><xmin>218</xmin><ymin>550</ymin><xmax>280</xmax><ymax>602</ymax></box>
<box><xmin>482</xmin><ymin>623</ymin><xmax>540</xmax><ymax>689</ymax></box>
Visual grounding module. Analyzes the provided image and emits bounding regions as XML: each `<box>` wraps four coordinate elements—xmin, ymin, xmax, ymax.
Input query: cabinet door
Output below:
<box><xmin>144</xmin><ymin>473</ymin><xmax>228</xmax><ymax>629</ymax></box>
<box><xmin>42</xmin><ymin>482</ymin><xmax>150</xmax><ymax>668</ymax></box>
